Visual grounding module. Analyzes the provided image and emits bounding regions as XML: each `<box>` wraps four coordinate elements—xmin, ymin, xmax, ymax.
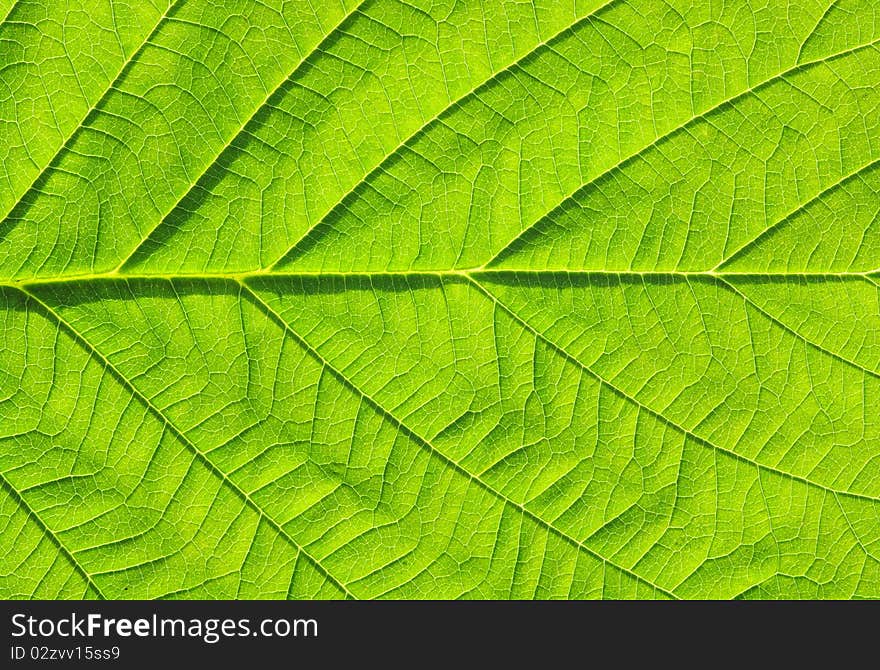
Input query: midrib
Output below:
<box><xmin>0</xmin><ymin>268</ymin><xmax>876</xmax><ymax>288</ymax></box>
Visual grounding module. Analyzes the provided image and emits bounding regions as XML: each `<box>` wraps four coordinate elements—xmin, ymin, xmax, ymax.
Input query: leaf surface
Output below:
<box><xmin>1</xmin><ymin>0</ymin><xmax>879</xmax><ymax>599</ymax></box>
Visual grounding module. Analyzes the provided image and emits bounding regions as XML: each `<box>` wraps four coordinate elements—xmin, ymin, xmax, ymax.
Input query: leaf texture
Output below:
<box><xmin>1</xmin><ymin>0</ymin><xmax>879</xmax><ymax>600</ymax></box>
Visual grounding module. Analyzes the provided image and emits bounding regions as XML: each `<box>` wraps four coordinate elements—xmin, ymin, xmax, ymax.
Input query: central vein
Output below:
<box><xmin>1</xmin><ymin>268</ymin><xmax>877</xmax><ymax>288</ymax></box>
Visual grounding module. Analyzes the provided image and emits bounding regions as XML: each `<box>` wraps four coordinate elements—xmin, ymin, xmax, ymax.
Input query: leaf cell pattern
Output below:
<box><xmin>1</xmin><ymin>0</ymin><xmax>879</xmax><ymax>599</ymax></box>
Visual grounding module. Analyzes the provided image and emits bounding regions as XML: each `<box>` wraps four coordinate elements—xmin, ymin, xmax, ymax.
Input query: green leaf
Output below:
<box><xmin>1</xmin><ymin>0</ymin><xmax>879</xmax><ymax>600</ymax></box>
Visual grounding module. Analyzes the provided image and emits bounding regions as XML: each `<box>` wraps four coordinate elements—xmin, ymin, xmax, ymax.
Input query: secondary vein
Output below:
<box><xmin>14</xmin><ymin>284</ymin><xmax>358</xmax><ymax>600</ymax></box>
